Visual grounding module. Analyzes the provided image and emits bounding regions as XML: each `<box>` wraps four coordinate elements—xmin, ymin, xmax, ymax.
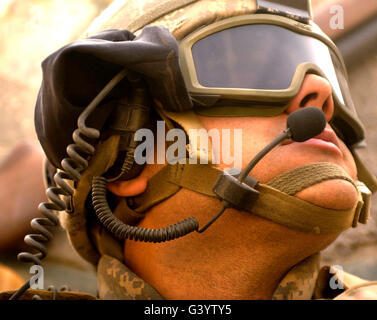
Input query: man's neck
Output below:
<box><xmin>124</xmin><ymin>212</ymin><xmax>336</xmax><ymax>299</ymax></box>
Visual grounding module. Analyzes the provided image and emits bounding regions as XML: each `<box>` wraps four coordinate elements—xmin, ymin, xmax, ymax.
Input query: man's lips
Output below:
<box><xmin>281</xmin><ymin>128</ymin><xmax>342</xmax><ymax>155</ymax></box>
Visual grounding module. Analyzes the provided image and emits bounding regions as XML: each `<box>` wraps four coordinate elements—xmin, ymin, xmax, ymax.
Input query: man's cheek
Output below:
<box><xmin>338</xmin><ymin>142</ymin><xmax>358</xmax><ymax>180</ymax></box>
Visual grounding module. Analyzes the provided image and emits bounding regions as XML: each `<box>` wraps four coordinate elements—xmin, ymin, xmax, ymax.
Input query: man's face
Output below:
<box><xmin>198</xmin><ymin>73</ymin><xmax>358</xmax><ymax>210</ymax></box>
<box><xmin>110</xmin><ymin>74</ymin><xmax>358</xmax><ymax>210</ymax></box>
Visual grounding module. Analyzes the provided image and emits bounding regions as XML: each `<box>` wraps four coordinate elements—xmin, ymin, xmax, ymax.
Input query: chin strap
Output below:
<box><xmin>143</xmin><ymin>109</ymin><xmax>371</xmax><ymax>234</ymax></box>
<box><xmin>124</xmin><ymin>161</ymin><xmax>371</xmax><ymax>235</ymax></box>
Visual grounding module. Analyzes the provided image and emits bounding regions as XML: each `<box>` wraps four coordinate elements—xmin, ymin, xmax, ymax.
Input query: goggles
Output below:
<box><xmin>179</xmin><ymin>14</ymin><xmax>365</xmax><ymax>146</ymax></box>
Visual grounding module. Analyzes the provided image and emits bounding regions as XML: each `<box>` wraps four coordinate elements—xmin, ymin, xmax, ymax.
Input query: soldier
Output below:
<box><xmin>2</xmin><ymin>0</ymin><xmax>377</xmax><ymax>300</ymax></box>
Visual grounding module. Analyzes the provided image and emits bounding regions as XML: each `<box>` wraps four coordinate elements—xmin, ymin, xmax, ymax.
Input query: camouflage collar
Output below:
<box><xmin>97</xmin><ymin>253</ymin><xmax>321</xmax><ymax>300</ymax></box>
<box><xmin>272</xmin><ymin>253</ymin><xmax>321</xmax><ymax>300</ymax></box>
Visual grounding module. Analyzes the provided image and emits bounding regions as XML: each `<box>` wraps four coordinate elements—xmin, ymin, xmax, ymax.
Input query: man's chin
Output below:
<box><xmin>294</xmin><ymin>179</ymin><xmax>359</xmax><ymax>210</ymax></box>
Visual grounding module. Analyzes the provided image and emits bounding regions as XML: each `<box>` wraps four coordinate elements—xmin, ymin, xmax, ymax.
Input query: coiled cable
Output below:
<box><xmin>9</xmin><ymin>69</ymin><xmax>128</xmax><ymax>300</ymax></box>
<box><xmin>92</xmin><ymin>176</ymin><xmax>199</xmax><ymax>242</ymax></box>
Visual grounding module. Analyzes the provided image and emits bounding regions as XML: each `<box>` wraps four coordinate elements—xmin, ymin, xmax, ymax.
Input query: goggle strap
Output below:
<box><xmin>256</xmin><ymin>0</ymin><xmax>312</xmax><ymax>24</ymax></box>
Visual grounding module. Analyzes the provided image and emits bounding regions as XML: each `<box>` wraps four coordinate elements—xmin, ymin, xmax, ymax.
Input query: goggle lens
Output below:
<box><xmin>191</xmin><ymin>24</ymin><xmax>345</xmax><ymax>104</ymax></box>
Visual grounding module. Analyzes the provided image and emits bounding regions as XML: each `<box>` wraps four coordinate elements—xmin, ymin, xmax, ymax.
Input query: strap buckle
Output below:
<box><xmin>352</xmin><ymin>181</ymin><xmax>371</xmax><ymax>227</ymax></box>
<box><xmin>212</xmin><ymin>171</ymin><xmax>260</xmax><ymax>211</ymax></box>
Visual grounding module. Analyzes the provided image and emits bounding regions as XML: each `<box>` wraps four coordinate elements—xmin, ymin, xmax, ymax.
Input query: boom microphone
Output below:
<box><xmin>287</xmin><ymin>107</ymin><xmax>327</xmax><ymax>142</ymax></box>
<box><xmin>238</xmin><ymin>107</ymin><xmax>326</xmax><ymax>182</ymax></box>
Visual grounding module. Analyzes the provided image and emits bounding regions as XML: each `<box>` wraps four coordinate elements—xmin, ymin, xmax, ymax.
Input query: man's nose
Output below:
<box><xmin>285</xmin><ymin>74</ymin><xmax>334</xmax><ymax>122</ymax></box>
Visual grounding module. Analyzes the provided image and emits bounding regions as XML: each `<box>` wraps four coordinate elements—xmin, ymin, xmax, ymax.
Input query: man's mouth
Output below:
<box><xmin>281</xmin><ymin>128</ymin><xmax>342</xmax><ymax>155</ymax></box>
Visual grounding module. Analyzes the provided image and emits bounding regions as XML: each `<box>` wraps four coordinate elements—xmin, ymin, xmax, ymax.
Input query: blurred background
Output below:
<box><xmin>0</xmin><ymin>0</ymin><xmax>376</xmax><ymax>296</ymax></box>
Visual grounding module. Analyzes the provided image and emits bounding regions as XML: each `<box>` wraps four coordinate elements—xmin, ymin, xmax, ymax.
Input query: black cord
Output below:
<box><xmin>197</xmin><ymin>203</ymin><xmax>229</xmax><ymax>233</ymax></box>
<box><xmin>92</xmin><ymin>176</ymin><xmax>199</xmax><ymax>242</ymax></box>
<box><xmin>9</xmin><ymin>69</ymin><xmax>129</xmax><ymax>300</ymax></box>
<box><xmin>237</xmin><ymin>129</ymin><xmax>291</xmax><ymax>182</ymax></box>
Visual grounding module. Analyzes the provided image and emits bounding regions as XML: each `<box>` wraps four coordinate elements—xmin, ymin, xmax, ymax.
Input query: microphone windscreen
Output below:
<box><xmin>287</xmin><ymin>107</ymin><xmax>327</xmax><ymax>142</ymax></box>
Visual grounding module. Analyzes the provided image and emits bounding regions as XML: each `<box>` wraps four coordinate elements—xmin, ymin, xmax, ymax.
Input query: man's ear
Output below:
<box><xmin>107</xmin><ymin>176</ymin><xmax>148</xmax><ymax>197</ymax></box>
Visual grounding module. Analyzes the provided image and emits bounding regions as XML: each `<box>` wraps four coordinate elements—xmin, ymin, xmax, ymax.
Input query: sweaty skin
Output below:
<box><xmin>109</xmin><ymin>74</ymin><xmax>359</xmax><ymax>299</ymax></box>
